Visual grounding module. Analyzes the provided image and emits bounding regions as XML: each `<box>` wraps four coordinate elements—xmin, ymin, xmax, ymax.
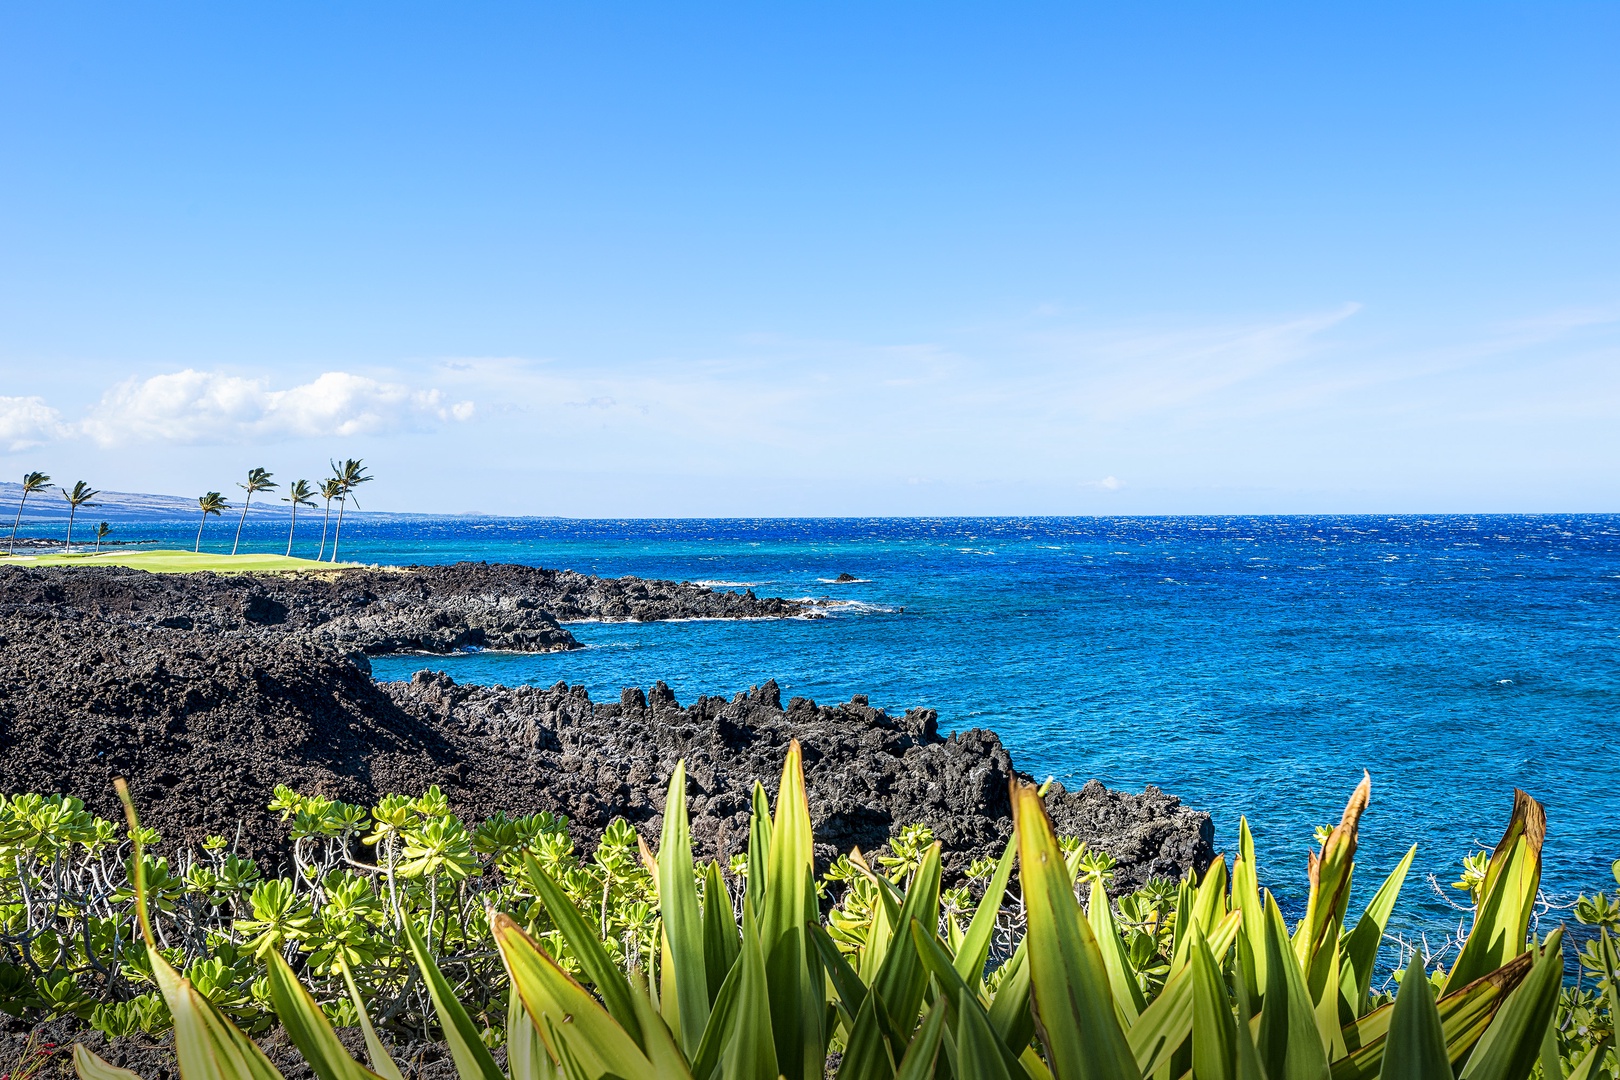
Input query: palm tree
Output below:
<box><xmin>280</xmin><ymin>479</ymin><xmax>316</xmax><ymax>557</ymax></box>
<box><xmin>94</xmin><ymin>522</ymin><xmax>111</xmax><ymax>554</ymax></box>
<box><xmin>61</xmin><ymin>482</ymin><xmax>100</xmax><ymax>551</ymax></box>
<box><xmin>231</xmin><ymin>467</ymin><xmax>277</xmax><ymax>556</ymax></box>
<box><xmin>195</xmin><ymin>492</ymin><xmax>227</xmax><ymax>552</ymax></box>
<box><xmin>328</xmin><ymin>458</ymin><xmax>372</xmax><ymax>562</ymax></box>
<box><xmin>316</xmin><ymin>478</ymin><xmax>343</xmax><ymax>561</ymax></box>
<box><xmin>7</xmin><ymin>471</ymin><xmax>50</xmax><ymax>555</ymax></box>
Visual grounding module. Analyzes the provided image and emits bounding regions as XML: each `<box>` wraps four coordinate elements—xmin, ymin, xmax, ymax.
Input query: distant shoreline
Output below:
<box><xmin>1</xmin><ymin>535</ymin><xmax>159</xmax><ymax>549</ymax></box>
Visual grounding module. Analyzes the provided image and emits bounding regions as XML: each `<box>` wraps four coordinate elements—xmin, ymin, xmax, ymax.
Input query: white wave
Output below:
<box><xmin>833</xmin><ymin>600</ymin><xmax>900</xmax><ymax>615</ymax></box>
<box><xmin>795</xmin><ymin>597</ymin><xmax>899</xmax><ymax>615</ymax></box>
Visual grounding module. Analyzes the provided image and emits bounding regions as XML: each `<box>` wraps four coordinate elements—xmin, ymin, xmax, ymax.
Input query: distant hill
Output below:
<box><xmin>0</xmin><ymin>485</ymin><xmax>465</xmax><ymax>545</ymax></box>
<box><xmin>0</xmin><ymin>482</ymin><xmax>201</xmax><ymax>521</ymax></box>
<box><xmin>0</xmin><ymin>482</ymin><xmax>376</xmax><ymax>550</ymax></box>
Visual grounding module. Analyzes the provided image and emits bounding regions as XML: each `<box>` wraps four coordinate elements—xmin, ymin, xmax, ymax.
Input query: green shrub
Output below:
<box><xmin>60</xmin><ymin>755</ymin><xmax>1606</xmax><ymax>1080</ymax></box>
<box><xmin>0</xmin><ymin>785</ymin><xmax>663</xmax><ymax>1038</ymax></box>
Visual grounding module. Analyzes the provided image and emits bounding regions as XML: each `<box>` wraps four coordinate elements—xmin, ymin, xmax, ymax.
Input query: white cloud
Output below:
<box><xmin>0</xmin><ymin>396</ymin><xmax>68</xmax><ymax>451</ymax></box>
<box><xmin>81</xmin><ymin>370</ymin><xmax>475</xmax><ymax>446</ymax></box>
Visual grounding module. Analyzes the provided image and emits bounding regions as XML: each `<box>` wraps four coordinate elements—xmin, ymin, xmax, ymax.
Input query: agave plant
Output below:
<box><xmin>74</xmin><ymin>754</ymin><xmax>1572</xmax><ymax>1080</ymax></box>
<box><xmin>1007</xmin><ymin>776</ymin><xmax>1566</xmax><ymax>1080</ymax></box>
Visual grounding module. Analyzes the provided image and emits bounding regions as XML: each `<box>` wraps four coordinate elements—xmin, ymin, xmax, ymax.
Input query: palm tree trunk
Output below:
<box><xmin>331</xmin><ymin>498</ymin><xmax>347</xmax><ymax>562</ymax></box>
<box><xmin>66</xmin><ymin>506</ymin><xmax>76</xmax><ymax>551</ymax></box>
<box><xmin>285</xmin><ymin>504</ymin><xmax>297</xmax><ymax>557</ymax></box>
<box><xmin>196</xmin><ymin>513</ymin><xmax>206</xmax><ymax>553</ymax></box>
<box><xmin>318</xmin><ymin>501</ymin><xmax>331</xmax><ymax>561</ymax></box>
<box><xmin>231</xmin><ymin>494</ymin><xmax>252</xmax><ymax>555</ymax></box>
<box><xmin>8</xmin><ymin>492</ymin><xmax>27</xmax><ymax>556</ymax></box>
<box><xmin>96</xmin><ymin>535</ymin><xmax>102</xmax><ymax>554</ymax></box>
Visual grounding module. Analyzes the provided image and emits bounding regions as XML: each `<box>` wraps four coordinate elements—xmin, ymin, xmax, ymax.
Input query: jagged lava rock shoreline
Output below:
<box><xmin>402</xmin><ymin>672</ymin><xmax>1213</xmax><ymax>889</ymax></box>
<box><xmin>0</xmin><ymin>562</ymin><xmax>811</xmax><ymax>656</ymax></box>
<box><xmin>0</xmin><ymin>564</ymin><xmax>1212</xmax><ymax>889</ymax></box>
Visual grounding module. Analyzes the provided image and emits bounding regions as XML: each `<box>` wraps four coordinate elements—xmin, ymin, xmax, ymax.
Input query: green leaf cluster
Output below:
<box><xmin>56</xmin><ymin>757</ymin><xmax>1606</xmax><ymax>1080</ymax></box>
<box><xmin>0</xmin><ymin>783</ymin><xmax>659</xmax><ymax>1039</ymax></box>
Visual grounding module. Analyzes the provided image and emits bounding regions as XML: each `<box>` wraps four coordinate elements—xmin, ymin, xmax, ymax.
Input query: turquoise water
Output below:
<box><xmin>78</xmin><ymin>513</ymin><xmax>1620</xmax><ymax>921</ymax></box>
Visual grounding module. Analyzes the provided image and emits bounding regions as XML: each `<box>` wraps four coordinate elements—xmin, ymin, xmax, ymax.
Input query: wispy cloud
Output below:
<box><xmin>421</xmin><ymin>309</ymin><xmax>1363</xmax><ymax>481</ymax></box>
<box><xmin>8</xmin><ymin>296</ymin><xmax>1613</xmax><ymax>515</ymax></box>
<box><xmin>79</xmin><ymin>370</ymin><xmax>474</xmax><ymax>447</ymax></box>
<box><xmin>1011</xmin><ymin>303</ymin><xmax>1364</xmax><ymax>421</ymax></box>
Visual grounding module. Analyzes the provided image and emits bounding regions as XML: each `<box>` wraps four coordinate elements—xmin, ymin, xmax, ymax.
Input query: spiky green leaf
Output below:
<box><xmin>958</xmin><ymin>986</ymin><xmax>1015</xmax><ymax>1080</ymax></box>
<box><xmin>895</xmin><ymin>1000</ymin><xmax>950</xmax><ymax>1080</ymax></box>
<box><xmin>722</xmin><ymin>903</ymin><xmax>780</xmax><ymax>1080</ymax></box>
<box><xmin>264</xmin><ymin>951</ymin><xmax>385</xmax><ymax>1080</ymax></box>
<box><xmin>493</xmin><ymin>913</ymin><xmax>656</xmax><ymax>1080</ymax></box>
<box><xmin>1377</xmin><ymin>952</ymin><xmax>1449</xmax><ymax>1080</ymax></box>
<box><xmin>339</xmin><ymin>962</ymin><xmax>404</xmax><ymax>1080</ymax></box>
<box><xmin>1458</xmin><ymin>929</ymin><xmax>1564</xmax><ymax>1080</ymax></box>
<box><xmin>1339</xmin><ymin>846</ymin><xmax>1417</xmax><ymax>1025</ymax></box>
<box><xmin>759</xmin><ymin>741</ymin><xmax>824</xmax><ymax>1080</ymax></box>
<box><xmin>1010</xmin><ymin>779</ymin><xmax>1139</xmax><ymax>1080</ymax></box>
<box><xmin>1329</xmin><ymin>950</ymin><xmax>1533</xmax><ymax>1080</ymax></box>
<box><xmin>522</xmin><ymin>850</ymin><xmax>647</xmax><ymax>1048</ymax></box>
<box><xmin>1445</xmin><ymin>792</ymin><xmax>1545</xmax><ymax>995</ymax></box>
<box><xmin>1190</xmin><ymin>925</ymin><xmax>1237</xmax><ymax>1080</ymax></box>
<box><xmin>1129</xmin><ymin>909</ymin><xmax>1243</xmax><ymax>1076</ymax></box>
<box><xmin>958</xmin><ymin>832</ymin><xmax>1017</xmax><ymax>987</ymax></box>
<box><xmin>659</xmin><ymin>761</ymin><xmax>712</xmax><ymax>1051</ymax></box>
<box><xmin>703</xmin><ymin>860</ymin><xmax>741</xmax><ymax>1006</ymax></box>
<box><xmin>1255</xmin><ymin>894</ymin><xmax>1329</xmax><ymax>1080</ymax></box>
<box><xmin>74</xmin><ymin>1045</ymin><xmax>145</xmax><ymax>1080</ymax></box>
<box><xmin>400</xmin><ymin>914</ymin><xmax>505</xmax><ymax>1080</ymax></box>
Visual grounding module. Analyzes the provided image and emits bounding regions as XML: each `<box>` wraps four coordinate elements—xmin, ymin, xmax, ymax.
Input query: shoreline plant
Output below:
<box><xmin>194</xmin><ymin>493</ymin><xmax>228</xmax><ymax>553</ymax></box>
<box><xmin>327</xmin><ymin>459</ymin><xmax>371</xmax><ymax>563</ymax></box>
<box><xmin>0</xmin><ymin>756</ymin><xmax>1605</xmax><ymax>1080</ymax></box>
<box><xmin>231</xmin><ymin>469</ymin><xmax>277</xmax><ymax>557</ymax></box>
<box><xmin>316</xmin><ymin>479</ymin><xmax>343</xmax><ymax>561</ymax></box>
<box><xmin>280</xmin><ymin>481</ymin><xmax>317</xmax><ymax>557</ymax></box>
<box><xmin>7</xmin><ymin>472</ymin><xmax>51</xmax><ymax>556</ymax></box>
<box><xmin>59</xmin><ymin>482</ymin><xmax>99</xmax><ymax>552</ymax></box>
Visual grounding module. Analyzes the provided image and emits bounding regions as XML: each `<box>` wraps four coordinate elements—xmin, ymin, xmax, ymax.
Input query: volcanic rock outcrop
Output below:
<box><xmin>398</xmin><ymin>673</ymin><xmax>1213</xmax><ymax>888</ymax></box>
<box><xmin>0</xmin><ymin>562</ymin><xmax>811</xmax><ymax>657</ymax></box>
<box><xmin>0</xmin><ymin>564</ymin><xmax>1212</xmax><ymax>889</ymax></box>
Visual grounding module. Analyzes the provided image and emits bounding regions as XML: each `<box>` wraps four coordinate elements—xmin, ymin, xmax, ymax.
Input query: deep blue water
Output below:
<box><xmin>51</xmin><ymin>513</ymin><xmax>1620</xmax><ymax>928</ymax></box>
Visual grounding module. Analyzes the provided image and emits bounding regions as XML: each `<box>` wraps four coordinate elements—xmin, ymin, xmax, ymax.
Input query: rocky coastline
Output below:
<box><xmin>0</xmin><ymin>562</ymin><xmax>812</xmax><ymax>657</ymax></box>
<box><xmin>0</xmin><ymin>563</ymin><xmax>1212</xmax><ymax>889</ymax></box>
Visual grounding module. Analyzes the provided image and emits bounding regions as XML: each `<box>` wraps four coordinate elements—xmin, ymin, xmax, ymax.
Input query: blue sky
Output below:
<box><xmin>1</xmin><ymin>4</ymin><xmax>1615</xmax><ymax>515</ymax></box>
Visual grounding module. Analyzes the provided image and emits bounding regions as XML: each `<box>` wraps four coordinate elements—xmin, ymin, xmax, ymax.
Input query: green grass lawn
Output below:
<box><xmin>0</xmin><ymin>548</ymin><xmax>360</xmax><ymax>573</ymax></box>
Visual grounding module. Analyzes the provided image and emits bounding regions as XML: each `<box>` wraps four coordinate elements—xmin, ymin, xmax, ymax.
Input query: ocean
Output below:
<box><xmin>37</xmin><ymin>511</ymin><xmax>1620</xmax><ymax>928</ymax></box>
